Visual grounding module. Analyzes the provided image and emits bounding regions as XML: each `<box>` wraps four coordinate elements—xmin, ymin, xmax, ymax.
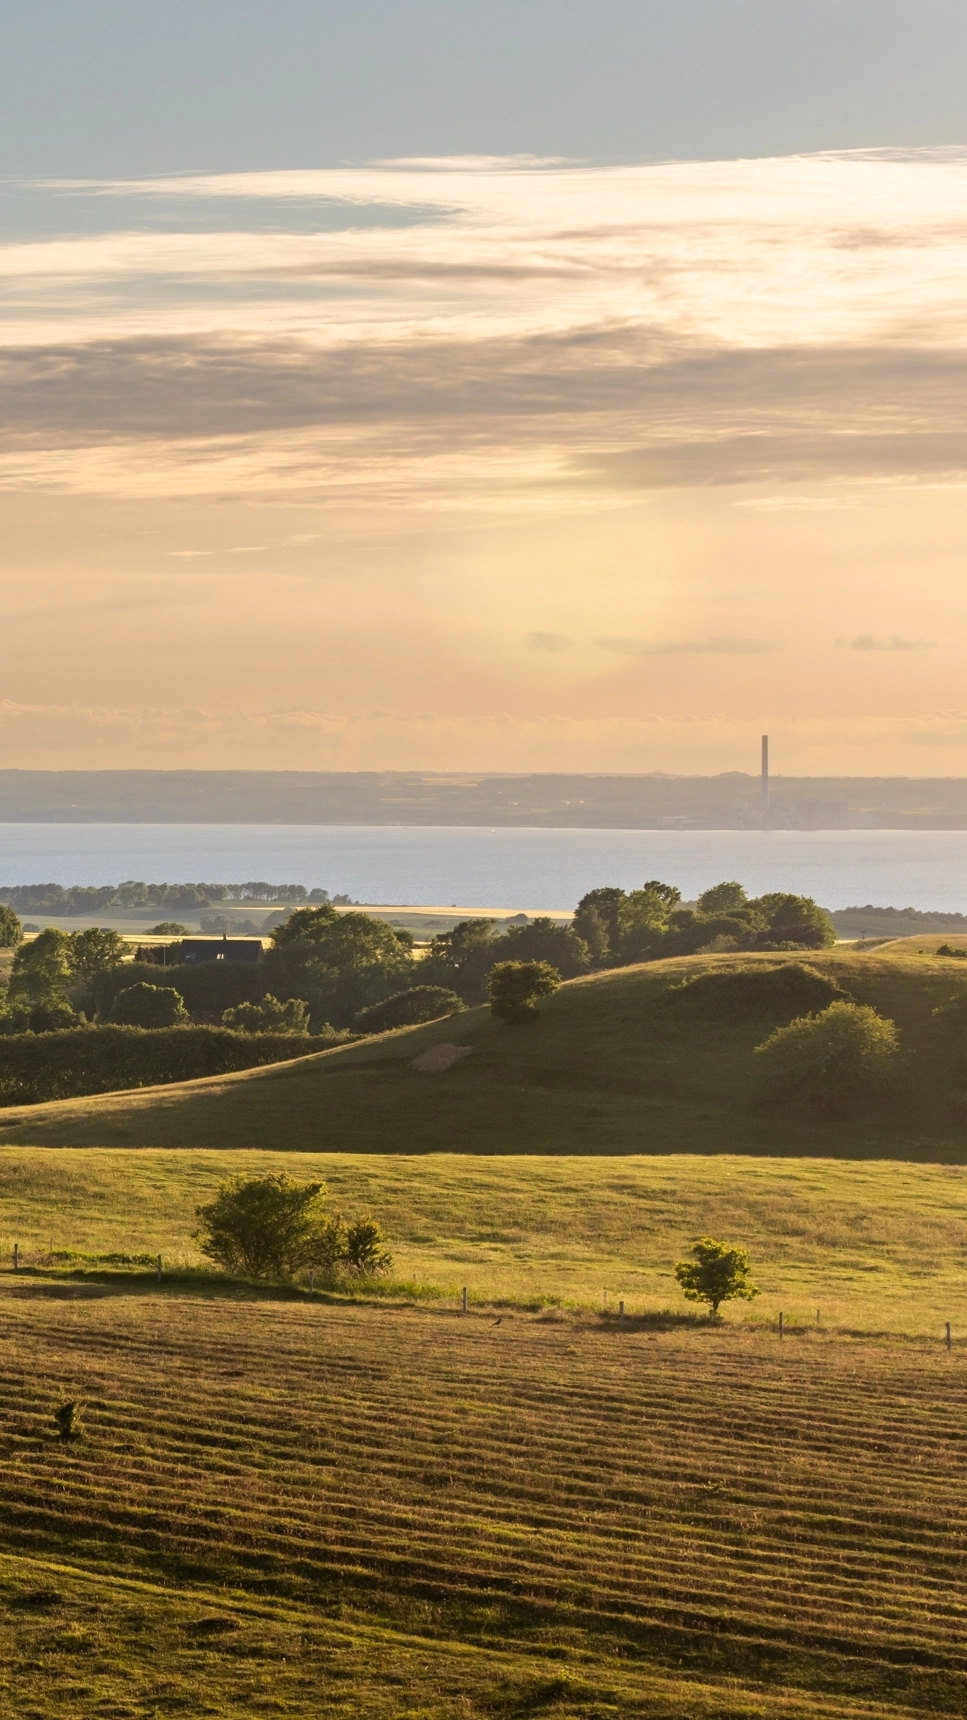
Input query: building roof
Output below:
<box><xmin>179</xmin><ymin>937</ymin><xmax>263</xmax><ymax>965</ymax></box>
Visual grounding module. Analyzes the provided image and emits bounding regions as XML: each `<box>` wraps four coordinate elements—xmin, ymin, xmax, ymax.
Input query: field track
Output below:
<box><xmin>2</xmin><ymin>1287</ymin><xmax>966</xmax><ymax>1717</ymax></box>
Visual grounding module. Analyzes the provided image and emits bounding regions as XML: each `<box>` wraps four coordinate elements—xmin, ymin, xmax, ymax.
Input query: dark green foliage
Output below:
<box><xmin>0</xmin><ymin>905</ymin><xmax>23</xmax><ymax>948</ymax></box>
<box><xmin>147</xmin><ymin>921</ymin><xmax>189</xmax><ymax>935</ymax></box>
<box><xmin>8</xmin><ymin>928</ymin><xmax>73</xmax><ymax>1003</ymax></box>
<box><xmin>67</xmin><ymin>928</ymin><xmax>127</xmax><ymax>982</ymax></box>
<box><xmin>502</xmin><ymin>917</ymin><xmax>590</xmax><ymax>978</ymax></box>
<box><xmin>674</xmin><ymin>1237</ymin><xmax>760</xmax><ymax>1315</ymax></box>
<box><xmin>12</xmin><ymin>926</ymin><xmax>127</xmax><ymax>1017</ymax></box>
<box><xmin>575</xmin><ymin>879</ymin><xmax>836</xmax><ymax>967</ymax></box>
<box><xmin>89</xmin><ymin>958</ymin><xmax>259</xmax><ymax>1020</ymax></box>
<box><xmin>755</xmin><ymin>1000</ymin><xmax>900</xmax><ymax>1114</ymax></box>
<box><xmin>53</xmin><ymin>1402</ymin><xmax>81</xmax><ymax>1441</ymax></box>
<box><xmin>354</xmin><ymin>986</ymin><xmax>464</xmax><ymax>1034</ymax></box>
<box><xmin>488</xmin><ymin>960</ymin><xmax>562</xmax><ymax>1024</ymax></box>
<box><xmin>664</xmin><ymin>962</ymin><xmax>848</xmax><ymax>1021</ymax></box>
<box><xmin>574</xmin><ymin>887</ymin><xmax>626</xmax><ymax>963</ymax></box>
<box><xmin>222</xmin><ymin>994</ymin><xmax>310</xmax><ymax>1034</ymax></box>
<box><xmin>937</xmin><ymin>943</ymin><xmax>967</xmax><ymax>959</ymax></box>
<box><xmin>343</xmin><ymin>1217</ymin><xmax>393</xmax><ymax>1276</ymax></box>
<box><xmin>108</xmin><ymin>984</ymin><xmax>189</xmax><ymax>1028</ymax></box>
<box><xmin>0</xmin><ymin>996</ymin><xmax>79</xmax><ymax>1035</ymax></box>
<box><xmin>420</xmin><ymin>918</ymin><xmax>501</xmax><ymax>1003</ymax></box>
<box><xmin>0</xmin><ymin>1025</ymin><xmax>322</xmax><ymax>1105</ymax></box>
<box><xmin>195</xmin><ymin>1173</ymin><xmax>392</xmax><ymax>1283</ymax></box>
<box><xmin>264</xmin><ymin>904</ymin><xmax>414</xmax><ymax>1027</ymax></box>
<box><xmin>752</xmin><ymin>891</ymin><xmax>835</xmax><ymax>949</ymax></box>
<box><xmin>616</xmin><ymin>885</ymin><xmax>679</xmax><ymax>962</ymax></box>
<box><xmin>697</xmin><ymin>880</ymin><xmax>748</xmax><ymax>915</ymax></box>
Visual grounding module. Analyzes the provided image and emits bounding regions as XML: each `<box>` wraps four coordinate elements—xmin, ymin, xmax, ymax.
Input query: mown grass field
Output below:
<box><xmin>3</xmin><ymin>943</ymin><xmax>967</xmax><ymax>1158</ymax></box>
<box><xmin>2</xmin><ymin>1287</ymin><xmax>966</xmax><ymax>1719</ymax></box>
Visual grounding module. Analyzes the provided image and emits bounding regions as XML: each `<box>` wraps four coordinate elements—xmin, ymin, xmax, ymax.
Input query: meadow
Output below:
<box><xmin>4</xmin><ymin>942</ymin><xmax>967</xmax><ymax>1160</ymax></box>
<box><xmin>1</xmin><ymin>1148</ymin><xmax>967</xmax><ymax>1337</ymax></box>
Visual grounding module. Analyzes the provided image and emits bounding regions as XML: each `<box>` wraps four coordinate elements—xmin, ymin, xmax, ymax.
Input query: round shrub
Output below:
<box><xmin>488</xmin><ymin>960</ymin><xmax>561</xmax><ymax>1024</ymax></box>
<box><xmin>354</xmin><ymin>986</ymin><xmax>465</xmax><ymax>1034</ymax></box>
<box><xmin>754</xmin><ymin>999</ymin><xmax>899</xmax><ymax>1114</ymax></box>
<box><xmin>108</xmin><ymin>983</ymin><xmax>189</xmax><ymax>1028</ymax></box>
<box><xmin>222</xmin><ymin>994</ymin><xmax>310</xmax><ymax>1034</ymax></box>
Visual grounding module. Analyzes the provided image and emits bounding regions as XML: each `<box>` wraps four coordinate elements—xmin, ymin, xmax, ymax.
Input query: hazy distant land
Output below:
<box><xmin>5</xmin><ymin>770</ymin><xmax>967</xmax><ymax>829</ymax></box>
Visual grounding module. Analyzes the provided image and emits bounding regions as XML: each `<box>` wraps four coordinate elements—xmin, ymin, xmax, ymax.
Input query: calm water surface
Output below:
<box><xmin>0</xmin><ymin>824</ymin><xmax>966</xmax><ymax>912</ymax></box>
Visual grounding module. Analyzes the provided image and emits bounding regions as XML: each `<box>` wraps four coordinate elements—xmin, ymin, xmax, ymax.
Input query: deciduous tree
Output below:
<box><xmin>674</xmin><ymin>1237</ymin><xmax>760</xmax><ymax>1316</ymax></box>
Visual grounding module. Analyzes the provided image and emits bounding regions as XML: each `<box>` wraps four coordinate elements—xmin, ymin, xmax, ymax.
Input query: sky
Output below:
<box><xmin>3</xmin><ymin>2</ymin><xmax>967</xmax><ymax>776</ymax></box>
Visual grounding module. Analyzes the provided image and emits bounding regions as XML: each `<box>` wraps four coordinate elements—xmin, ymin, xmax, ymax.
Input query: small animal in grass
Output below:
<box><xmin>492</xmin><ymin>1317</ymin><xmax>503</xmax><ymax>1327</ymax></box>
<box><xmin>53</xmin><ymin>1402</ymin><xmax>81</xmax><ymax>1441</ymax></box>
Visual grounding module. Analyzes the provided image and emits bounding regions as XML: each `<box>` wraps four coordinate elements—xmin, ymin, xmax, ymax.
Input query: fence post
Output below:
<box><xmin>618</xmin><ymin>1300</ymin><xmax>625</xmax><ymax>1330</ymax></box>
<box><xmin>816</xmin><ymin>1309</ymin><xmax>821</xmax><ymax>1327</ymax></box>
<box><xmin>156</xmin><ymin>1254</ymin><xmax>162</xmax><ymax>1283</ymax></box>
<box><xmin>778</xmin><ymin>1311</ymin><xmax>783</xmax><ymax>1339</ymax></box>
<box><xmin>13</xmin><ymin>1244</ymin><xmax>18</xmax><ymax>1274</ymax></box>
<box><xmin>947</xmin><ymin>1321</ymin><xmax>952</xmax><ymax>1351</ymax></box>
<box><xmin>309</xmin><ymin>1270</ymin><xmax>315</xmax><ymax>1295</ymax></box>
<box><xmin>461</xmin><ymin>1286</ymin><xmax>468</xmax><ymax>1314</ymax></box>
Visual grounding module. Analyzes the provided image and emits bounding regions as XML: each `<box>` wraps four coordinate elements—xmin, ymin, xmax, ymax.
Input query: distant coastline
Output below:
<box><xmin>5</xmin><ymin>769</ymin><xmax>967</xmax><ymax>829</ymax></box>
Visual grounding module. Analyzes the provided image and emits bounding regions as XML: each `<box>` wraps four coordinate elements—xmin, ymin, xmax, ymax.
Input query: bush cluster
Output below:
<box><xmin>195</xmin><ymin>1173</ymin><xmax>392</xmax><ymax>1287</ymax></box>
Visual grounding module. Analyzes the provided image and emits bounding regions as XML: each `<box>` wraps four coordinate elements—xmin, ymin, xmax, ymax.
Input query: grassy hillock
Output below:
<box><xmin>2</xmin><ymin>1286</ymin><xmax>967</xmax><ymax>1719</ymax></box>
<box><xmin>3</xmin><ymin>944</ymin><xmax>967</xmax><ymax>1158</ymax></box>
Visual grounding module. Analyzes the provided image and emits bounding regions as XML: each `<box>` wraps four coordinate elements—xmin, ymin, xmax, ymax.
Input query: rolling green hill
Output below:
<box><xmin>3</xmin><ymin>944</ymin><xmax>967</xmax><ymax>1159</ymax></box>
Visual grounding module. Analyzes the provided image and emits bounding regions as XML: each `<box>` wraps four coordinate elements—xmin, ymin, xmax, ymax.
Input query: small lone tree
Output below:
<box><xmin>344</xmin><ymin>1217</ymin><xmax>393</xmax><ymax>1276</ymax></box>
<box><xmin>195</xmin><ymin>1173</ymin><xmax>392</xmax><ymax>1284</ymax></box>
<box><xmin>108</xmin><ymin>983</ymin><xmax>189</xmax><ymax>1028</ymax></box>
<box><xmin>674</xmin><ymin>1238</ymin><xmax>760</xmax><ymax>1316</ymax></box>
<box><xmin>488</xmin><ymin>960</ymin><xmax>561</xmax><ymax>1024</ymax></box>
<box><xmin>754</xmin><ymin>999</ymin><xmax>899</xmax><ymax>1114</ymax></box>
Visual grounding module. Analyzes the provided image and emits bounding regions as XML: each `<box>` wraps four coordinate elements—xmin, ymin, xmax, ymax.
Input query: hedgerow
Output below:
<box><xmin>0</xmin><ymin>1025</ymin><xmax>325</xmax><ymax>1106</ymax></box>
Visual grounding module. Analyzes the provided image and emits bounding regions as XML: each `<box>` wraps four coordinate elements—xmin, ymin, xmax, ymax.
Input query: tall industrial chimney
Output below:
<box><xmin>761</xmin><ymin>734</ymin><xmax>769</xmax><ymax>812</ymax></box>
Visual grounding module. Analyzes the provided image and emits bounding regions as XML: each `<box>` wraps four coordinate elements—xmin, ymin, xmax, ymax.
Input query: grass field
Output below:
<box><xmin>4</xmin><ymin>942</ymin><xmax>967</xmax><ymax>1714</ymax></box>
<box><xmin>2</xmin><ymin>1285</ymin><xmax>966</xmax><ymax>1719</ymax></box>
<box><xmin>4</xmin><ymin>943</ymin><xmax>967</xmax><ymax>1159</ymax></box>
<box><xmin>1</xmin><ymin>1147</ymin><xmax>966</xmax><ymax>1336</ymax></box>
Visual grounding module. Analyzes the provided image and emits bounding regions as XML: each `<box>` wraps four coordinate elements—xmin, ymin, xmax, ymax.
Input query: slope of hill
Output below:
<box><xmin>5</xmin><ymin>1292</ymin><xmax>967</xmax><ymax>1720</ymax></box>
<box><xmin>3</xmin><ymin>945</ymin><xmax>967</xmax><ymax>1158</ymax></box>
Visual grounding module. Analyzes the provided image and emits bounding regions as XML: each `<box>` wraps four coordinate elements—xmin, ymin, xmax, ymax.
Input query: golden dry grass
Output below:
<box><xmin>1</xmin><ymin>1287</ymin><xmax>966</xmax><ymax>1718</ymax></box>
<box><xmin>0</xmin><ymin>1148</ymin><xmax>966</xmax><ymax>1337</ymax></box>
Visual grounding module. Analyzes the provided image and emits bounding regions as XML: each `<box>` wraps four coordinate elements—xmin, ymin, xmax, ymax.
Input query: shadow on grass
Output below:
<box><xmin>0</xmin><ymin>1264</ymin><xmax>442</xmax><ymax>1308</ymax></box>
<box><xmin>588</xmin><ymin>1308</ymin><xmax>719</xmax><ymax>1334</ymax></box>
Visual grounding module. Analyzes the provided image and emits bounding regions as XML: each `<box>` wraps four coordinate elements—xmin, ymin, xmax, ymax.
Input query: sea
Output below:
<box><xmin>0</xmin><ymin>824</ymin><xmax>966</xmax><ymax>913</ymax></box>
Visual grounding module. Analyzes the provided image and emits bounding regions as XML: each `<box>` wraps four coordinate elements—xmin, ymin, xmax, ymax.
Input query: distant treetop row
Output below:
<box><xmin>0</xmin><ymin>881</ymin><xmax>353</xmax><ymax>913</ymax></box>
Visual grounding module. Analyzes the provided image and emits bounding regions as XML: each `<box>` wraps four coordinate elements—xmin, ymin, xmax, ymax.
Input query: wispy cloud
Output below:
<box><xmin>596</xmin><ymin>636</ymin><xmax>771</xmax><ymax>656</ymax></box>
<box><xmin>3</xmin><ymin>153</ymin><xmax>967</xmax><ymax>502</ymax></box>
<box><xmin>524</xmin><ymin>631</ymin><xmax>573</xmax><ymax>651</ymax></box>
<box><xmin>841</xmin><ymin>634</ymin><xmax>941</xmax><ymax>652</ymax></box>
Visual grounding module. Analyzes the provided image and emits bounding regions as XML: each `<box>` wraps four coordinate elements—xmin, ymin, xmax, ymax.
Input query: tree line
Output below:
<box><xmin>0</xmin><ymin>880</ymin><xmax>339</xmax><ymax>914</ymax></box>
<box><xmin>0</xmin><ymin>880</ymin><xmax>835</xmax><ymax>1039</ymax></box>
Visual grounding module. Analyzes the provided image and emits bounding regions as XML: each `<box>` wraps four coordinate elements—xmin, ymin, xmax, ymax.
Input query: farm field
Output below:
<box><xmin>2</xmin><ymin>1286</ymin><xmax>966</xmax><ymax>1719</ymax></box>
<box><xmin>4</xmin><ymin>944</ymin><xmax>967</xmax><ymax>1159</ymax></box>
<box><xmin>1</xmin><ymin>1148</ymin><xmax>967</xmax><ymax>1338</ymax></box>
